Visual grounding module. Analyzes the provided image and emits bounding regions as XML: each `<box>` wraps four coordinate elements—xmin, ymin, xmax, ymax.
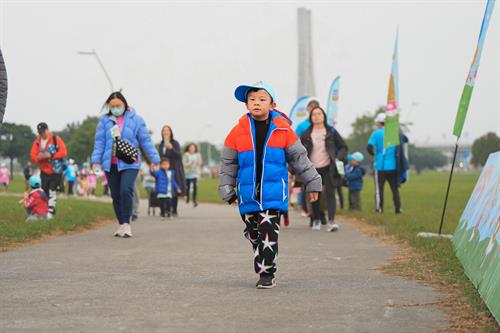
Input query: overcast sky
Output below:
<box><xmin>1</xmin><ymin>0</ymin><xmax>498</xmax><ymax>147</ymax></box>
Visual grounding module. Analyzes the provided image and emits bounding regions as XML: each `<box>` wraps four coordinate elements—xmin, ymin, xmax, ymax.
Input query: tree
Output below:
<box><xmin>196</xmin><ymin>142</ymin><xmax>221</xmax><ymax>166</ymax></box>
<box><xmin>471</xmin><ymin>132</ymin><xmax>500</xmax><ymax>167</ymax></box>
<box><xmin>408</xmin><ymin>144</ymin><xmax>447</xmax><ymax>173</ymax></box>
<box><xmin>0</xmin><ymin>122</ymin><xmax>36</xmax><ymax>176</ymax></box>
<box><xmin>65</xmin><ymin>117</ymin><xmax>99</xmax><ymax>164</ymax></box>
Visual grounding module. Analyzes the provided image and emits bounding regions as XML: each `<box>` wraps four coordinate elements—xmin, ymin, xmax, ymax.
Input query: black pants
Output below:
<box><xmin>376</xmin><ymin>170</ymin><xmax>401</xmax><ymax>213</ymax></box>
<box><xmin>41</xmin><ymin>172</ymin><xmax>61</xmax><ymax>215</ymax></box>
<box><xmin>242</xmin><ymin>210</ymin><xmax>280</xmax><ymax>277</ymax></box>
<box><xmin>337</xmin><ymin>186</ymin><xmax>344</xmax><ymax>209</ymax></box>
<box><xmin>311</xmin><ymin>166</ymin><xmax>336</xmax><ymax>222</ymax></box>
<box><xmin>349</xmin><ymin>190</ymin><xmax>361</xmax><ymax>210</ymax></box>
<box><xmin>67</xmin><ymin>181</ymin><xmax>75</xmax><ymax>195</ymax></box>
<box><xmin>159</xmin><ymin>197</ymin><xmax>172</xmax><ymax>217</ymax></box>
<box><xmin>186</xmin><ymin>178</ymin><xmax>198</xmax><ymax>203</ymax></box>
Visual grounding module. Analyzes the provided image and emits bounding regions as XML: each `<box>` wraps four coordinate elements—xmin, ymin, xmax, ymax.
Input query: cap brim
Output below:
<box><xmin>234</xmin><ymin>85</ymin><xmax>255</xmax><ymax>103</ymax></box>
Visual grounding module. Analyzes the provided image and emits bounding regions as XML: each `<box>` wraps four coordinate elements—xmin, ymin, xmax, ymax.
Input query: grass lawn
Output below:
<box><xmin>338</xmin><ymin>171</ymin><xmax>499</xmax><ymax>331</ymax></box>
<box><xmin>0</xmin><ymin>195</ymin><xmax>115</xmax><ymax>250</ymax></box>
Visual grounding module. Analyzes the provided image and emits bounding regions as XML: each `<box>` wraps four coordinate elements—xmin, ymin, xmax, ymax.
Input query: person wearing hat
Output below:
<box><xmin>345</xmin><ymin>152</ymin><xmax>366</xmax><ymax>210</ymax></box>
<box><xmin>20</xmin><ymin>175</ymin><xmax>49</xmax><ymax>222</ymax></box>
<box><xmin>367</xmin><ymin>113</ymin><xmax>406</xmax><ymax>214</ymax></box>
<box><xmin>30</xmin><ymin>122</ymin><xmax>67</xmax><ymax>217</ymax></box>
<box><xmin>219</xmin><ymin>81</ymin><xmax>322</xmax><ymax>289</ymax></box>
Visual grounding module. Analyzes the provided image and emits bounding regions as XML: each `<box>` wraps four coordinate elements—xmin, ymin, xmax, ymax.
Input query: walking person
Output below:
<box><xmin>367</xmin><ymin>113</ymin><xmax>409</xmax><ymax>214</ymax></box>
<box><xmin>64</xmin><ymin>159</ymin><xmax>78</xmax><ymax>196</ymax></box>
<box><xmin>159</xmin><ymin>125</ymin><xmax>186</xmax><ymax>217</ymax></box>
<box><xmin>30</xmin><ymin>122</ymin><xmax>67</xmax><ymax>217</ymax></box>
<box><xmin>345</xmin><ymin>152</ymin><xmax>366</xmax><ymax>210</ymax></box>
<box><xmin>219</xmin><ymin>82</ymin><xmax>321</xmax><ymax>289</ymax></box>
<box><xmin>183</xmin><ymin>143</ymin><xmax>202</xmax><ymax>207</ymax></box>
<box><xmin>301</xmin><ymin>106</ymin><xmax>348</xmax><ymax>232</ymax></box>
<box><xmin>151</xmin><ymin>158</ymin><xmax>181</xmax><ymax>219</ymax></box>
<box><xmin>91</xmin><ymin>91</ymin><xmax>160</xmax><ymax>237</ymax></box>
<box><xmin>0</xmin><ymin>162</ymin><xmax>10</xmax><ymax>193</ymax></box>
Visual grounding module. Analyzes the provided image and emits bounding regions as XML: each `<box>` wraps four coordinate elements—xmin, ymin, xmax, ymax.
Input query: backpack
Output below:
<box><xmin>47</xmin><ymin>135</ymin><xmax>68</xmax><ymax>174</ymax></box>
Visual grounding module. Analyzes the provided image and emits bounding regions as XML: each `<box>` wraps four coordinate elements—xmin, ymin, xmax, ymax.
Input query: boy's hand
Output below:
<box><xmin>177</xmin><ymin>189</ymin><xmax>182</xmax><ymax>194</ymax></box>
<box><xmin>227</xmin><ymin>194</ymin><xmax>238</xmax><ymax>205</ymax></box>
<box><xmin>309</xmin><ymin>192</ymin><xmax>319</xmax><ymax>202</ymax></box>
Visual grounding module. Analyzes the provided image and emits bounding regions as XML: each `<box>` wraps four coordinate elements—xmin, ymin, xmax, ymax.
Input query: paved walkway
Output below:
<box><xmin>0</xmin><ymin>201</ymin><xmax>448</xmax><ymax>332</ymax></box>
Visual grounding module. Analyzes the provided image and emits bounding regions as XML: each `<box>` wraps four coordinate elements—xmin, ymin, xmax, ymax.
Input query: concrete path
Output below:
<box><xmin>0</xmin><ymin>201</ymin><xmax>448</xmax><ymax>333</ymax></box>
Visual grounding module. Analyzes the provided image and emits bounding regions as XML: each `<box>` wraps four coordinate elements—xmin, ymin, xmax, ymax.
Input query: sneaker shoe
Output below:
<box><xmin>256</xmin><ymin>275</ymin><xmax>276</xmax><ymax>289</ymax></box>
<box><xmin>193</xmin><ymin>201</ymin><xmax>198</xmax><ymax>208</ymax></box>
<box><xmin>312</xmin><ymin>220</ymin><xmax>321</xmax><ymax>231</ymax></box>
<box><xmin>114</xmin><ymin>224</ymin><xmax>124</xmax><ymax>237</ymax></box>
<box><xmin>327</xmin><ymin>221</ymin><xmax>340</xmax><ymax>232</ymax></box>
<box><xmin>47</xmin><ymin>213</ymin><xmax>54</xmax><ymax>220</ymax></box>
<box><xmin>284</xmin><ymin>216</ymin><xmax>290</xmax><ymax>227</ymax></box>
<box><xmin>122</xmin><ymin>223</ymin><xmax>133</xmax><ymax>238</ymax></box>
<box><xmin>300</xmin><ymin>210</ymin><xmax>309</xmax><ymax>217</ymax></box>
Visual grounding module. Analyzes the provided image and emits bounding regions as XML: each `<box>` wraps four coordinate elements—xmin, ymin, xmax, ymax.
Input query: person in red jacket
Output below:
<box><xmin>21</xmin><ymin>175</ymin><xmax>49</xmax><ymax>222</ymax></box>
<box><xmin>30</xmin><ymin>122</ymin><xmax>67</xmax><ymax>216</ymax></box>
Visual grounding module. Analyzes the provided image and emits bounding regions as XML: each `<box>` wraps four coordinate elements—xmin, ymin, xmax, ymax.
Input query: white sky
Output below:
<box><xmin>1</xmin><ymin>0</ymin><xmax>499</xmax><ymax>146</ymax></box>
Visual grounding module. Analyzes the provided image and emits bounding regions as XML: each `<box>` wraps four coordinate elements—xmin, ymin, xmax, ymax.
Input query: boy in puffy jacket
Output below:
<box><xmin>151</xmin><ymin>158</ymin><xmax>180</xmax><ymax>219</ymax></box>
<box><xmin>21</xmin><ymin>175</ymin><xmax>49</xmax><ymax>222</ymax></box>
<box><xmin>219</xmin><ymin>81</ymin><xmax>322</xmax><ymax>289</ymax></box>
<box><xmin>345</xmin><ymin>152</ymin><xmax>366</xmax><ymax>210</ymax></box>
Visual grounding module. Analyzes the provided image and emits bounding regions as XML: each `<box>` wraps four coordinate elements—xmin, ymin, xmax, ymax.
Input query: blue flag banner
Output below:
<box><xmin>289</xmin><ymin>96</ymin><xmax>310</xmax><ymax>131</ymax></box>
<box><xmin>326</xmin><ymin>76</ymin><xmax>340</xmax><ymax>125</ymax></box>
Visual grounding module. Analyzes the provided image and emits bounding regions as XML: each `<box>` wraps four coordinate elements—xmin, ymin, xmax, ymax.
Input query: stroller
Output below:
<box><xmin>143</xmin><ymin>176</ymin><xmax>161</xmax><ymax>216</ymax></box>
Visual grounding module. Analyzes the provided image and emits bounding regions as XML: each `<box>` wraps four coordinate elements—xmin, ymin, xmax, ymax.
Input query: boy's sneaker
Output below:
<box><xmin>327</xmin><ymin>221</ymin><xmax>340</xmax><ymax>232</ymax></box>
<box><xmin>312</xmin><ymin>220</ymin><xmax>321</xmax><ymax>231</ymax></box>
<box><xmin>114</xmin><ymin>224</ymin><xmax>124</xmax><ymax>237</ymax></box>
<box><xmin>122</xmin><ymin>223</ymin><xmax>132</xmax><ymax>238</ymax></box>
<box><xmin>256</xmin><ymin>275</ymin><xmax>276</xmax><ymax>289</ymax></box>
<box><xmin>47</xmin><ymin>213</ymin><xmax>54</xmax><ymax>220</ymax></box>
<box><xmin>284</xmin><ymin>216</ymin><xmax>290</xmax><ymax>227</ymax></box>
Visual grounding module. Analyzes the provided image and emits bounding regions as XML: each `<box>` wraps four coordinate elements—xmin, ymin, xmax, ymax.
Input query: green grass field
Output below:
<box><xmin>0</xmin><ymin>195</ymin><xmax>115</xmax><ymax>250</ymax></box>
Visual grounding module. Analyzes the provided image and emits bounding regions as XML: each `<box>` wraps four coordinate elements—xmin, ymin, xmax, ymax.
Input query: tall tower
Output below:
<box><xmin>297</xmin><ymin>7</ymin><xmax>316</xmax><ymax>98</ymax></box>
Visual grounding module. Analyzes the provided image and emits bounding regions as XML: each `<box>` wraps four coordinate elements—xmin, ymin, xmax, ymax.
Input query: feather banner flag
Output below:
<box><xmin>453</xmin><ymin>0</ymin><xmax>496</xmax><ymax>138</ymax></box>
<box><xmin>384</xmin><ymin>28</ymin><xmax>400</xmax><ymax>148</ymax></box>
<box><xmin>289</xmin><ymin>96</ymin><xmax>310</xmax><ymax>131</ymax></box>
<box><xmin>326</xmin><ymin>76</ymin><xmax>340</xmax><ymax>125</ymax></box>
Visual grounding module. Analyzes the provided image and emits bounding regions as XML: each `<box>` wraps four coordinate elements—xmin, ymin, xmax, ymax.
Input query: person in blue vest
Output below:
<box><xmin>367</xmin><ymin>113</ymin><xmax>409</xmax><ymax>214</ymax></box>
<box><xmin>91</xmin><ymin>91</ymin><xmax>160</xmax><ymax>238</ymax></box>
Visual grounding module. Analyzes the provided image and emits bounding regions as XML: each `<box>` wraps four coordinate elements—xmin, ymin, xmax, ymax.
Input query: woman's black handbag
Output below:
<box><xmin>114</xmin><ymin>138</ymin><xmax>138</xmax><ymax>164</ymax></box>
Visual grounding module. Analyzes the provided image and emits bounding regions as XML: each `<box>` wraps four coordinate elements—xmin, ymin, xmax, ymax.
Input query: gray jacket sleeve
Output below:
<box><xmin>286</xmin><ymin>140</ymin><xmax>322</xmax><ymax>193</ymax></box>
<box><xmin>0</xmin><ymin>48</ymin><xmax>7</xmax><ymax>123</ymax></box>
<box><xmin>218</xmin><ymin>146</ymin><xmax>239</xmax><ymax>201</ymax></box>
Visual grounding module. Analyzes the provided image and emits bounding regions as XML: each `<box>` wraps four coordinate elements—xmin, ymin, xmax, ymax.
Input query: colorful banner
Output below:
<box><xmin>453</xmin><ymin>151</ymin><xmax>500</xmax><ymax>324</ymax></box>
<box><xmin>453</xmin><ymin>0</ymin><xmax>496</xmax><ymax>138</ymax></box>
<box><xmin>326</xmin><ymin>76</ymin><xmax>340</xmax><ymax>125</ymax></box>
<box><xmin>289</xmin><ymin>96</ymin><xmax>310</xmax><ymax>131</ymax></box>
<box><xmin>384</xmin><ymin>28</ymin><xmax>400</xmax><ymax>148</ymax></box>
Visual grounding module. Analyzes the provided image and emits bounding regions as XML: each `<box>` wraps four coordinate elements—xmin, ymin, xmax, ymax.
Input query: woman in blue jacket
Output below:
<box><xmin>91</xmin><ymin>92</ymin><xmax>160</xmax><ymax>238</ymax></box>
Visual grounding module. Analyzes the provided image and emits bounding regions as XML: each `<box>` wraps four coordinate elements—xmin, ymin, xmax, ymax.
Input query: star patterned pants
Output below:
<box><xmin>242</xmin><ymin>210</ymin><xmax>280</xmax><ymax>277</ymax></box>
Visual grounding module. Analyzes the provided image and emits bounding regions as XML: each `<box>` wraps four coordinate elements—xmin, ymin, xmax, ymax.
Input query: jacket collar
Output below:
<box><xmin>35</xmin><ymin>132</ymin><xmax>53</xmax><ymax>144</ymax></box>
<box><xmin>239</xmin><ymin>109</ymin><xmax>290</xmax><ymax>131</ymax></box>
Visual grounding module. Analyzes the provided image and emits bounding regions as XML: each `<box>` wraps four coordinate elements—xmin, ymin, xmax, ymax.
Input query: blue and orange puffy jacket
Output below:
<box><xmin>219</xmin><ymin>110</ymin><xmax>322</xmax><ymax>215</ymax></box>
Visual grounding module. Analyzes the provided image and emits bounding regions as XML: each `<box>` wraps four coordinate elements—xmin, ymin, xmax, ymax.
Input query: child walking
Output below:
<box><xmin>219</xmin><ymin>82</ymin><xmax>322</xmax><ymax>289</ymax></box>
<box><xmin>21</xmin><ymin>175</ymin><xmax>49</xmax><ymax>222</ymax></box>
<box><xmin>151</xmin><ymin>158</ymin><xmax>180</xmax><ymax>219</ymax></box>
<box><xmin>345</xmin><ymin>152</ymin><xmax>366</xmax><ymax>210</ymax></box>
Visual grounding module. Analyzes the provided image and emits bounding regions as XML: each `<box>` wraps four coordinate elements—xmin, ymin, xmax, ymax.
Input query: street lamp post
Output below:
<box><xmin>77</xmin><ymin>49</ymin><xmax>114</xmax><ymax>92</ymax></box>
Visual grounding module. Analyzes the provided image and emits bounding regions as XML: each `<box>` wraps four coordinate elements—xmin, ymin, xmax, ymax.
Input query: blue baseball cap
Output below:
<box><xmin>234</xmin><ymin>81</ymin><xmax>276</xmax><ymax>103</ymax></box>
<box><xmin>28</xmin><ymin>175</ymin><xmax>42</xmax><ymax>188</ymax></box>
